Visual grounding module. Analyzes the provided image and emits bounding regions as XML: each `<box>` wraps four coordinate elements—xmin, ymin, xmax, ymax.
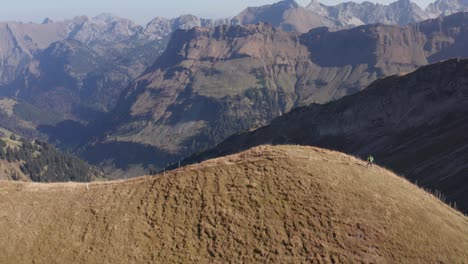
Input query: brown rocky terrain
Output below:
<box><xmin>0</xmin><ymin>145</ymin><xmax>467</xmax><ymax>263</ymax></box>
<box><xmin>185</xmin><ymin>58</ymin><xmax>468</xmax><ymax>213</ymax></box>
<box><xmin>85</xmin><ymin>13</ymin><xmax>468</xmax><ymax>174</ymax></box>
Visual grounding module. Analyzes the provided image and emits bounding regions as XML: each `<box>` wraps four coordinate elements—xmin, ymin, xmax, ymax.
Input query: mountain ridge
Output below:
<box><xmin>0</xmin><ymin>145</ymin><xmax>467</xmax><ymax>263</ymax></box>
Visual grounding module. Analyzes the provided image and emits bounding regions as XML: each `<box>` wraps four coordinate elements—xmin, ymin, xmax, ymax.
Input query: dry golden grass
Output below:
<box><xmin>0</xmin><ymin>145</ymin><xmax>466</xmax><ymax>263</ymax></box>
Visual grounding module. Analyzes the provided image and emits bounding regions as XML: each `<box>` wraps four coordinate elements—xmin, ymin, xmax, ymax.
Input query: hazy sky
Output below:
<box><xmin>0</xmin><ymin>0</ymin><xmax>436</xmax><ymax>25</ymax></box>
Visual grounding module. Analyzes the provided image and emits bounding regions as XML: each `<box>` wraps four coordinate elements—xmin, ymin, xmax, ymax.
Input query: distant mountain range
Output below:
<box><xmin>1</xmin><ymin>0</ymin><xmax>468</xmax><ymax>179</ymax></box>
<box><xmin>1</xmin><ymin>0</ymin><xmax>467</xmax><ymax>125</ymax></box>
<box><xmin>234</xmin><ymin>0</ymin><xmax>430</xmax><ymax>32</ymax></box>
<box><xmin>234</xmin><ymin>0</ymin><xmax>468</xmax><ymax>32</ymax></box>
<box><xmin>80</xmin><ymin>12</ymin><xmax>468</xmax><ymax>178</ymax></box>
<box><xmin>0</xmin><ymin>14</ymin><xmax>206</xmax><ymax>123</ymax></box>
<box><xmin>427</xmin><ymin>0</ymin><xmax>468</xmax><ymax>17</ymax></box>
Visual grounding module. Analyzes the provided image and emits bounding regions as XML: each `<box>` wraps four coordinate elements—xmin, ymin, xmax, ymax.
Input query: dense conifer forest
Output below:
<box><xmin>0</xmin><ymin>135</ymin><xmax>98</xmax><ymax>182</ymax></box>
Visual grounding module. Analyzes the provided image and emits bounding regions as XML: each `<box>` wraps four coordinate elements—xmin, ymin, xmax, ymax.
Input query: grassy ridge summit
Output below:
<box><xmin>185</xmin><ymin>58</ymin><xmax>468</xmax><ymax>213</ymax></box>
<box><xmin>0</xmin><ymin>145</ymin><xmax>466</xmax><ymax>263</ymax></box>
<box><xmin>85</xmin><ymin>13</ymin><xmax>468</xmax><ymax>174</ymax></box>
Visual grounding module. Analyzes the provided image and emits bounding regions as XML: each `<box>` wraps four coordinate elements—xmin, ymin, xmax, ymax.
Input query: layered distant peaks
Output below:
<box><xmin>233</xmin><ymin>0</ymin><xmax>331</xmax><ymax>33</ymax></box>
<box><xmin>66</xmin><ymin>14</ymin><xmax>142</xmax><ymax>45</ymax></box>
<box><xmin>234</xmin><ymin>0</ymin><xmax>434</xmax><ymax>33</ymax></box>
<box><xmin>143</xmin><ymin>15</ymin><xmax>225</xmax><ymax>40</ymax></box>
<box><xmin>426</xmin><ymin>0</ymin><xmax>468</xmax><ymax>17</ymax></box>
<box><xmin>305</xmin><ymin>0</ymin><xmax>429</xmax><ymax>27</ymax></box>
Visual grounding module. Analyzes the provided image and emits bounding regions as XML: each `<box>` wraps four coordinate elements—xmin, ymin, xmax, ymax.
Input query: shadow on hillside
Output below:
<box><xmin>80</xmin><ymin>141</ymin><xmax>178</xmax><ymax>171</ymax></box>
<box><xmin>38</xmin><ymin>120</ymin><xmax>91</xmax><ymax>149</ymax></box>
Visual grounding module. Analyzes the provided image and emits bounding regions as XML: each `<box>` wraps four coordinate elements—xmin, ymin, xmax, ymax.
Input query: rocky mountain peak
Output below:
<box><xmin>143</xmin><ymin>14</ymin><xmax>219</xmax><ymax>40</ymax></box>
<box><xmin>392</xmin><ymin>0</ymin><xmax>413</xmax><ymax>6</ymax></box>
<box><xmin>147</xmin><ymin>22</ymin><xmax>290</xmax><ymax>71</ymax></box>
<box><xmin>41</xmin><ymin>17</ymin><xmax>54</xmax><ymax>24</ymax></box>
<box><xmin>66</xmin><ymin>14</ymin><xmax>142</xmax><ymax>45</ymax></box>
<box><xmin>93</xmin><ymin>13</ymin><xmax>122</xmax><ymax>23</ymax></box>
<box><xmin>276</xmin><ymin>0</ymin><xmax>300</xmax><ymax>9</ymax></box>
<box><xmin>172</xmin><ymin>14</ymin><xmax>203</xmax><ymax>30</ymax></box>
<box><xmin>306</xmin><ymin>0</ymin><xmax>329</xmax><ymax>16</ymax></box>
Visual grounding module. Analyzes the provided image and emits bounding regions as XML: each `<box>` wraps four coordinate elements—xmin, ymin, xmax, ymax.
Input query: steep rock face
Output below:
<box><xmin>0</xmin><ymin>21</ymin><xmax>68</xmax><ymax>85</ymax></box>
<box><xmin>186</xmin><ymin>59</ymin><xmax>468</xmax><ymax>213</ymax></box>
<box><xmin>3</xmin><ymin>40</ymin><xmax>103</xmax><ymax>118</ymax></box>
<box><xmin>1</xmin><ymin>37</ymin><xmax>168</xmax><ymax>122</ymax></box>
<box><xmin>85</xmin><ymin>13</ymin><xmax>468</xmax><ymax>172</ymax></box>
<box><xmin>418</xmin><ymin>12</ymin><xmax>468</xmax><ymax>61</ymax></box>
<box><xmin>142</xmin><ymin>15</ymin><xmax>228</xmax><ymax>41</ymax></box>
<box><xmin>92</xmin><ymin>24</ymin><xmax>314</xmax><ymax>166</ymax></box>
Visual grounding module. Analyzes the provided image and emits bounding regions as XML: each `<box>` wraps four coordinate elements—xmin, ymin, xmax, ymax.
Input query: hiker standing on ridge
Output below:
<box><xmin>367</xmin><ymin>155</ymin><xmax>375</xmax><ymax>168</ymax></box>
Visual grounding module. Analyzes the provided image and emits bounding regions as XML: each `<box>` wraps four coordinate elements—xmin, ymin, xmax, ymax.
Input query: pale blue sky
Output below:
<box><xmin>0</xmin><ymin>0</ymin><xmax>435</xmax><ymax>25</ymax></box>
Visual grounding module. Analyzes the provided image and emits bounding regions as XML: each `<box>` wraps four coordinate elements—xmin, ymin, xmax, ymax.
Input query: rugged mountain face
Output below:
<box><xmin>307</xmin><ymin>0</ymin><xmax>430</xmax><ymax>28</ymax></box>
<box><xmin>233</xmin><ymin>0</ymin><xmax>468</xmax><ymax>33</ymax></box>
<box><xmin>143</xmin><ymin>14</ymin><xmax>229</xmax><ymax>40</ymax></box>
<box><xmin>82</xmin><ymin>23</ymin><xmax>314</xmax><ymax>175</ymax></box>
<box><xmin>1</xmin><ymin>145</ymin><xmax>467</xmax><ymax>263</ymax></box>
<box><xmin>0</xmin><ymin>21</ymin><xmax>68</xmax><ymax>85</ymax></box>
<box><xmin>0</xmin><ymin>13</ymin><xmax>221</xmax><ymax>132</ymax></box>
<box><xmin>0</xmin><ymin>15</ymin><xmax>157</xmax><ymax>120</ymax></box>
<box><xmin>232</xmin><ymin>0</ymin><xmax>336</xmax><ymax>33</ymax></box>
<box><xmin>426</xmin><ymin>0</ymin><xmax>468</xmax><ymax>17</ymax></box>
<box><xmin>185</xmin><ymin>59</ymin><xmax>468</xmax><ymax>213</ymax></box>
<box><xmin>0</xmin><ymin>13</ymin><xmax>227</xmax><ymax>88</ymax></box>
<box><xmin>1</xmin><ymin>37</ymin><xmax>167</xmax><ymax>122</ymax></box>
<box><xmin>0</xmin><ymin>14</ymin><xmax>148</xmax><ymax>86</ymax></box>
<box><xmin>84</xmin><ymin>13</ymin><xmax>468</xmax><ymax>174</ymax></box>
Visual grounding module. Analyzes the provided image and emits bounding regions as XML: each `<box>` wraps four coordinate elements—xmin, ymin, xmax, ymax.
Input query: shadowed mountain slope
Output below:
<box><xmin>185</xmin><ymin>58</ymin><xmax>468</xmax><ymax>213</ymax></box>
<box><xmin>0</xmin><ymin>145</ymin><xmax>467</xmax><ymax>263</ymax></box>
